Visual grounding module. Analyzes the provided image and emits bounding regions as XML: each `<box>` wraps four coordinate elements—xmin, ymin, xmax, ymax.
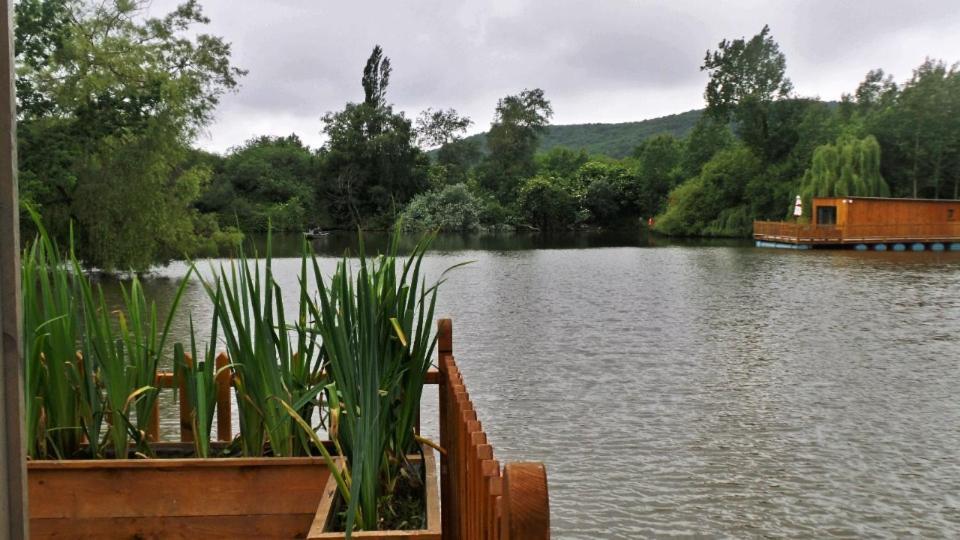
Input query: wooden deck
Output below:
<box><xmin>753</xmin><ymin>221</ymin><xmax>960</xmax><ymax>246</ymax></box>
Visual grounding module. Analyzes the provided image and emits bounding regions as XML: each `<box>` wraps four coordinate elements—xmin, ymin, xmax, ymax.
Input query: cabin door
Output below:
<box><xmin>817</xmin><ymin>205</ymin><xmax>837</xmax><ymax>225</ymax></box>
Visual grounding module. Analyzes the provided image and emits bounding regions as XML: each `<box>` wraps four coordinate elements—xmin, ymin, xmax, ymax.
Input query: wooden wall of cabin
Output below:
<box><xmin>845</xmin><ymin>199</ymin><xmax>959</xmax><ymax>226</ymax></box>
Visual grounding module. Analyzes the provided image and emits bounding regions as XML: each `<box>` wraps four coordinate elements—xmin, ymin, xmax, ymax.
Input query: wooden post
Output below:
<box><xmin>215</xmin><ymin>353</ymin><xmax>231</xmax><ymax>442</ymax></box>
<box><xmin>146</xmin><ymin>401</ymin><xmax>160</xmax><ymax>442</ymax></box>
<box><xmin>501</xmin><ymin>463</ymin><xmax>550</xmax><ymax>540</ymax></box>
<box><xmin>178</xmin><ymin>353</ymin><xmax>194</xmax><ymax>443</ymax></box>
<box><xmin>0</xmin><ymin>0</ymin><xmax>28</xmax><ymax>536</ymax></box>
<box><xmin>437</xmin><ymin>318</ymin><xmax>453</xmax><ymax>539</ymax></box>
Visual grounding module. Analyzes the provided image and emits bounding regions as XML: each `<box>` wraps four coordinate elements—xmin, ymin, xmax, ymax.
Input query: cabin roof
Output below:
<box><xmin>813</xmin><ymin>196</ymin><xmax>960</xmax><ymax>204</ymax></box>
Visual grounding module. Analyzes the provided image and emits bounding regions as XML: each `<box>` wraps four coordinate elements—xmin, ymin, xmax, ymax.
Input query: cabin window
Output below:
<box><xmin>817</xmin><ymin>205</ymin><xmax>837</xmax><ymax>225</ymax></box>
<box><xmin>949</xmin><ymin>208</ymin><xmax>956</xmax><ymax>221</ymax></box>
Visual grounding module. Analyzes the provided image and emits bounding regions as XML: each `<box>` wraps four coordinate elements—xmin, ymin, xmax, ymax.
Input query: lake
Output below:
<box><xmin>127</xmin><ymin>232</ymin><xmax>960</xmax><ymax>538</ymax></box>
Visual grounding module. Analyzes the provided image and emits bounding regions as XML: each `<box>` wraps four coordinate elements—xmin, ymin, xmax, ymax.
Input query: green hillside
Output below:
<box><xmin>460</xmin><ymin>108</ymin><xmax>703</xmax><ymax>158</ymax></box>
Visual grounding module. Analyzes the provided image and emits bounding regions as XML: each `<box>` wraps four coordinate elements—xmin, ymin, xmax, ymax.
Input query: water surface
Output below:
<box><xmin>126</xmin><ymin>232</ymin><xmax>960</xmax><ymax>538</ymax></box>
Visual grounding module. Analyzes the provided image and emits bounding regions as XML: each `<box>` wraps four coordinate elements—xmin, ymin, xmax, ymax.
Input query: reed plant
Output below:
<box><xmin>198</xmin><ymin>235</ymin><xmax>327</xmax><ymax>457</ymax></box>
<box><xmin>75</xmin><ymin>266</ymin><xmax>190</xmax><ymax>457</ymax></box>
<box><xmin>23</xmin><ymin>208</ymin><xmax>189</xmax><ymax>459</ymax></box>
<box><xmin>307</xmin><ymin>229</ymin><xmax>455</xmax><ymax>532</ymax></box>
<box><xmin>174</xmin><ymin>314</ymin><xmax>221</xmax><ymax>458</ymax></box>
<box><xmin>21</xmin><ymin>215</ymin><xmax>84</xmax><ymax>459</ymax></box>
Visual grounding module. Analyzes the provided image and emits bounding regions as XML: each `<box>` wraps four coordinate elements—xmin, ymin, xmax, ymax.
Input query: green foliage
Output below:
<box><xmin>416</xmin><ymin>108</ymin><xmax>472</xmax><ymax>150</ymax></box>
<box><xmin>681</xmin><ymin>116</ymin><xmax>736</xmax><ymax>177</ymax></box>
<box><xmin>798</xmin><ymin>135</ymin><xmax>889</xmax><ymax>212</ymax></box>
<box><xmin>517</xmin><ymin>176</ymin><xmax>577</xmax><ymax>230</ymax></box>
<box><xmin>174</xmin><ymin>314</ymin><xmax>221</xmax><ymax>459</ymax></box>
<box><xmin>202</xmin><ymin>135</ymin><xmax>319</xmax><ymax>231</ymax></box>
<box><xmin>21</xmin><ymin>216</ymin><xmax>83</xmax><ymax>459</ymax></box>
<box><xmin>702</xmin><ymin>24</ymin><xmax>793</xmax><ymax>120</ymax></box>
<box><xmin>15</xmin><ymin>0</ymin><xmax>244</xmax><ymax>271</ymax></box>
<box><xmin>537</xmin><ymin>147</ymin><xmax>590</xmax><ymax>178</ymax></box>
<box><xmin>480</xmin><ymin>88</ymin><xmax>553</xmax><ymax>203</ymax></box>
<box><xmin>198</xmin><ymin>237</ymin><xmax>326</xmax><ymax>457</ymax></box>
<box><xmin>656</xmin><ymin>146</ymin><xmax>764</xmax><ymax>236</ymax></box>
<box><xmin>399</xmin><ymin>184</ymin><xmax>483</xmax><ymax>232</ymax></box>
<box><xmin>22</xmin><ymin>209</ymin><xmax>190</xmax><ymax>459</ymax></box>
<box><xmin>321</xmin><ymin>46</ymin><xmax>429</xmax><ymax>228</ymax></box>
<box><xmin>634</xmin><ymin>134</ymin><xmax>684</xmax><ymax>216</ymax></box>
<box><xmin>702</xmin><ymin>25</ymin><xmax>793</xmax><ymax>159</ymax></box>
<box><xmin>452</xmin><ymin>109</ymin><xmax>702</xmax><ymax>159</ymax></box>
<box><xmin>306</xmin><ymin>232</ymin><xmax>443</xmax><ymax>533</ymax></box>
<box><xmin>858</xmin><ymin>60</ymin><xmax>960</xmax><ymax>199</ymax></box>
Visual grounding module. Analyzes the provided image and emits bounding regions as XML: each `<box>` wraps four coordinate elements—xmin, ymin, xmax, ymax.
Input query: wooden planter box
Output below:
<box><xmin>29</xmin><ymin>453</ymin><xmax>344</xmax><ymax>540</ymax></box>
<box><xmin>307</xmin><ymin>447</ymin><xmax>441</xmax><ymax>540</ymax></box>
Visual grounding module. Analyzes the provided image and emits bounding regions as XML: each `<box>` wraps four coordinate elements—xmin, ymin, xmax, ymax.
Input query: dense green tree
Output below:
<box><xmin>399</xmin><ymin>183</ymin><xmax>483</xmax><ymax>232</ymax></box>
<box><xmin>537</xmin><ymin>147</ymin><xmax>590</xmax><ymax>178</ymax></box>
<box><xmin>320</xmin><ymin>46</ymin><xmax>428</xmax><ymax>227</ymax></box>
<box><xmin>633</xmin><ymin>134</ymin><xmax>684</xmax><ymax>217</ymax></box>
<box><xmin>15</xmin><ymin>0</ymin><xmax>244</xmax><ymax>270</ymax></box>
<box><xmin>479</xmin><ymin>88</ymin><xmax>553</xmax><ymax>203</ymax></box>
<box><xmin>416</xmin><ymin>108</ymin><xmax>472</xmax><ymax>149</ymax></box>
<box><xmin>200</xmin><ymin>135</ymin><xmax>319</xmax><ymax>231</ymax></box>
<box><xmin>517</xmin><ymin>176</ymin><xmax>576</xmax><ymax>230</ymax></box>
<box><xmin>682</xmin><ymin>116</ymin><xmax>736</xmax><ymax>177</ymax></box>
<box><xmin>578</xmin><ymin>161</ymin><xmax>637</xmax><ymax>226</ymax></box>
<box><xmin>656</xmin><ymin>146</ymin><xmax>765</xmax><ymax>236</ymax></box>
<box><xmin>701</xmin><ymin>25</ymin><xmax>793</xmax><ymax>160</ymax></box>
<box><xmin>418</xmin><ymin>108</ymin><xmax>476</xmax><ymax>187</ymax></box>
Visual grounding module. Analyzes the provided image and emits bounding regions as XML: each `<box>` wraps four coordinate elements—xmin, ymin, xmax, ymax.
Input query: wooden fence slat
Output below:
<box><xmin>215</xmin><ymin>353</ymin><xmax>231</xmax><ymax>442</ymax></box>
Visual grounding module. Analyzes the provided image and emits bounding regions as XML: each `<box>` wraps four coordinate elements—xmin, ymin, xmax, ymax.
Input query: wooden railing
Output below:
<box><xmin>753</xmin><ymin>221</ymin><xmax>843</xmax><ymax>243</ymax></box>
<box><xmin>146</xmin><ymin>319</ymin><xmax>551</xmax><ymax>538</ymax></box>
<box><xmin>754</xmin><ymin>220</ymin><xmax>960</xmax><ymax>244</ymax></box>
<box><xmin>436</xmin><ymin>319</ymin><xmax>550</xmax><ymax>539</ymax></box>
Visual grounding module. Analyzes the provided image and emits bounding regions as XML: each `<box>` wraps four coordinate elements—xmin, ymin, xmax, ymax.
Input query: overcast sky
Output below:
<box><xmin>147</xmin><ymin>0</ymin><xmax>960</xmax><ymax>154</ymax></box>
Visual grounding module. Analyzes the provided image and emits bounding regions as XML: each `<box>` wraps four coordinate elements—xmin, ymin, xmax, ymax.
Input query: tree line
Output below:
<box><xmin>15</xmin><ymin>2</ymin><xmax>960</xmax><ymax>271</ymax></box>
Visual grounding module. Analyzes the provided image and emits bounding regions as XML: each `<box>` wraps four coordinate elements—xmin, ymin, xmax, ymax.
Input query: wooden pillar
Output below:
<box><xmin>437</xmin><ymin>318</ymin><xmax>453</xmax><ymax>540</ymax></box>
<box><xmin>0</xmin><ymin>0</ymin><xmax>29</xmax><ymax>536</ymax></box>
<box><xmin>215</xmin><ymin>353</ymin><xmax>231</xmax><ymax>442</ymax></box>
<box><xmin>178</xmin><ymin>353</ymin><xmax>194</xmax><ymax>443</ymax></box>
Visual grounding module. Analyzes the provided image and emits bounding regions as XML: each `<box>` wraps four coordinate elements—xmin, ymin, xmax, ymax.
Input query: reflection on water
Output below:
<box><xmin>99</xmin><ymin>234</ymin><xmax>960</xmax><ymax>538</ymax></box>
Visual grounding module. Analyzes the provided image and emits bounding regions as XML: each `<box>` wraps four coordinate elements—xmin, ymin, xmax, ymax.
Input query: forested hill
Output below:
<box><xmin>462</xmin><ymin>108</ymin><xmax>703</xmax><ymax>158</ymax></box>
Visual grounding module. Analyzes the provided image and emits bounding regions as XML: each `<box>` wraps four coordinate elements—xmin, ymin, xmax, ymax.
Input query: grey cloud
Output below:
<box><xmin>147</xmin><ymin>0</ymin><xmax>960</xmax><ymax>153</ymax></box>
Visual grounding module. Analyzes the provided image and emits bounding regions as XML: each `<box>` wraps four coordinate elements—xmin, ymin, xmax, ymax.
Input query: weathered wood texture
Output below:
<box><xmin>29</xmin><ymin>456</ymin><xmax>341</xmax><ymax>539</ymax></box>
<box><xmin>755</xmin><ymin>196</ymin><xmax>960</xmax><ymax>244</ymax></box>
<box><xmin>437</xmin><ymin>319</ymin><xmax>551</xmax><ymax>539</ymax></box>
<box><xmin>0</xmin><ymin>0</ymin><xmax>28</xmax><ymax>536</ymax></box>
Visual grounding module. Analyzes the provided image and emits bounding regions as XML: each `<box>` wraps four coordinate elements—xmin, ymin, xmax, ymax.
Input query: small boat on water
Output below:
<box><xmin>304</xmin><ymin>227</ymin><xmax>330</xmax><ymax>239</ymax></box>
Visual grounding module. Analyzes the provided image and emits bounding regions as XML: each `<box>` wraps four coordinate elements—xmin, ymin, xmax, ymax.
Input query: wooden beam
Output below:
<box><xmin>0</xmin><ymin>0</ymin><xmax>29</xmax><ymax>536</ymax></box>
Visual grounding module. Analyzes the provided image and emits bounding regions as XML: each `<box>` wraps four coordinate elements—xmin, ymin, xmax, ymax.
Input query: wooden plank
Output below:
<box><xmin>30</xmin><ymin>514</ymin><xmax>317</xmax><ymax>540</ymax></box>
<box><xmin>29</xmin><ymin>458</ymin><xmax>335</xmax><ymax>519</ymax></box>
<box><xmin>0</xmin><ymin>0</ymin><xmax>28</xmax><ymax>536</ymax></box>
<box><xmin>308</xmin><ymin>449</ymin><xmax>440</xmax><ymax>540</ymax></box>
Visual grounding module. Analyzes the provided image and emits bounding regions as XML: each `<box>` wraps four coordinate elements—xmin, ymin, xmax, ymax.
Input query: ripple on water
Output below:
<box><xmin>138</xmin><ymin>245</ymin><xmax>960</xmax><ymax>538</ymax></box>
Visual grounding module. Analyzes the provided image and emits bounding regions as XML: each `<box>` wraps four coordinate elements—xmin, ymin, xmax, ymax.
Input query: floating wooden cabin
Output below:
<box><xmin>754</xmin><ymin>196</ymin><xmax>960</xmax><ymax>250</ymax></box>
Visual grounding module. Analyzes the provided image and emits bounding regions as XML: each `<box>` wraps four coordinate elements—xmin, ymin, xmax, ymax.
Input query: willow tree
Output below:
<box><xmin>798</xmin><ymin>135</ymin><xmax>889</xmax><ymax>216</ymax></box>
